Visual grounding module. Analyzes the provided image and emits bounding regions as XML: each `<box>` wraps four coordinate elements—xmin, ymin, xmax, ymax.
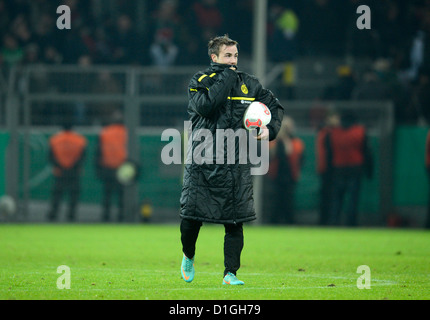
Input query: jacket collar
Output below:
<box><xmin>209</xmin><ymin>62</ymin><xmax>236</xmax><ymax>72</ymax></box>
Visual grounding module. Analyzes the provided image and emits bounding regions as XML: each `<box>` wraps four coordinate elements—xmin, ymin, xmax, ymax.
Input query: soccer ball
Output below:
<box><xmin>243</xmin><ymin>101</ymin><xmax>271</xmax><ymax>130</ymax></box>
<box><xmin>116</xmin><ymin>162</ymin><xmax>137</xmax><ymax>185</ymax></box>
<box><xmin>0</xmin><ymin>195</ymin><xmax>16</xmax><ymax>217</ymax></box>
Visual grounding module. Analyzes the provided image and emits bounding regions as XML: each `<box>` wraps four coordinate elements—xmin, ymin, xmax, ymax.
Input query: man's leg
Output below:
<box><xmin>223</xmin><ymin>223</ymin><xmax>244</xmax><ymax>276</ymax></box>
<box><xmin>180</xmin><ymin>218</ymin><xmax>202</xmax><ymax>259</ymax></box>
<box><xmin>319</xmin><ymin>172</ymin><xmax>332</xmax><ymax>225</ymax></box>
<box><xmin>329</xmin><ymin>170</ymin><xmax>346</xmax><ymax>226</ymax></box>
<box><xmin>223</xmin><ymin>223</ymin><xmax>245</xmax><ymax>285</ymax></box>
<box><xmin>67</xmin><ymin>178</ymin><xmax>80</xmax><ymax>222</ymax></box>
<box><xmin>180</xmin><ymin>218</ymin><xmax>201</xmax><ymax>283</ymax></box>
<box><xmin>345</xmin><ymin>170</ymin><xmax>362</xmax><ymax>227</ymax></box>
<box><xmin>48</xmin><ymin>178</ymin><xmax>63</xmax><ymax>221</ymax></box>
<box><xmin>102</xmin><ymin>182</ymin><xmax>112</xmax><ymax>222</ymax></box>
<box><xmin>117</xmin><ymin>184</ymin><xmax>125</xmax><ymax>222</ymax></box>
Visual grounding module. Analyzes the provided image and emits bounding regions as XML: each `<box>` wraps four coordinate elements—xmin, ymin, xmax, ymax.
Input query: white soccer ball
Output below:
<box><xmin>0</xmin><ymin>195</ymin><xmax>16</xmax><ymax>216</ymax></box>
<box><xmin>116</xmin><ymin>162</ymin><xmax>137</xmax><ymax>185</ymax></box>
<box><xmin>243</xmin><ymin>101</ymin><xmax>271</xmax><ymax>130</ymax></box>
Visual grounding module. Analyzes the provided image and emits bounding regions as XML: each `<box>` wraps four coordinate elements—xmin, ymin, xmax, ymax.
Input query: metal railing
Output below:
<box><xmin>2</xmin><ymin>64</ymin><xmax>394</xmax><ymax>224</ymax></box>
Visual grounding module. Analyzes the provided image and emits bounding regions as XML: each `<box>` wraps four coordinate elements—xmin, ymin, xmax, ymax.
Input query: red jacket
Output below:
<box><xmin>329</xmin><ymin>125</ymin><xmax>366</xmax><ymax>167</ymax></box>
<box><xmin>50</xmin><ymin>131</ymin><xmax>87</xmax><ymax>176</ymax></box>
<box><xmin>99</xmin><ymin>124</ymin><xmax>128</xmax><ymax>169</ymax></box>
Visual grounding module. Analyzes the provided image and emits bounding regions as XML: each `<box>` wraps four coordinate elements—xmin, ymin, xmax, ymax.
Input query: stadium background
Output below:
<box><xmin>0</xmin><ymin>0</ymin><xmax>429</xmax><ymax>227</ymax></box>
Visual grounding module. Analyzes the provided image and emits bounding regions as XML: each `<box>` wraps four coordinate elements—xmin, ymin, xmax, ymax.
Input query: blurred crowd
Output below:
<box><xmin>1</xmin><ymin>0</ymin><xmax>430</xmax><ymax>124</ymax></box>
<box><xmin>0</xmin><ymin>0</ymin><xmax>253</xmax><ymax>67</ymax></box>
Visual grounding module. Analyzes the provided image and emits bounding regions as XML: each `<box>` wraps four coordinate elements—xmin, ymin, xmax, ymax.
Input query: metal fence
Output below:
<box><xmin>1</xmin><ymin>64</ymin><xmax>394</xmax><ymax>225</ymax></box>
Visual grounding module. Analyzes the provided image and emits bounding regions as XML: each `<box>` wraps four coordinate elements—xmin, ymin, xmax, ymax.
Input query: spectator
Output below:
<box><xmin>42</xmin><ymin>45</ymin><xmax>62</xmax><ymax>64</ymax></box>
<box><xmin>47</xmin><ymin>120</ymin><xmax>87</xmax><ymax>222</ymax></box>
<box><xmin>399</xmin><ymin>6</ymin><xmax>430</xmax><ymax>85</ymax></box>
<box><xmin>266</xmin><ymin>116</ymin><xmax>305</xmax><ymax>224</ymax></box>
<box><xmin>95</xmin><ymin>111</ymin><xmax>128</xmax><ymax>222</ymax></box>
<box><xmin>315</xmin><ymin>109</ymin><xmax>340</xmax><ymax>225</ymax></box>
<box><xmin>300</xmin><ymin>0</ymin><xmax>339</xmax><ymax>55</ymax></box>
<box><xmin>61</xmin><ymin>27</ymin><xmax>94</xmax><ymax>64</ymax></box>
<box><xmin>399</xmin><ymin>29</ymin><xmax>427</xmax><ymax>84</ymax></box>
<box><xmin>111</xmin><ymin>14</ymin><xmax>141</xmax><ymax>65</ymax></box>
<box><xmin>323</xmin><ymin>65</ymin><xmax>356</xmax><ymax>100</ymax></box>
<box><xmin>23</xmin><ymin>42</ymin><xmax>39</xmax><ymax>64</ymax></box>
<box><xmin>149</xmin><ymin>28</ymin><xmax>179</xmax><ymax>70</ymax></box>
<box><xmin>0</xmin><ymin>33</ymin><xmax>24</xmax><ymax>69</ymax></box>
<box><xmin>188</xmin><ymin>0</ymin><xmax>224</xmax><ymax>64</ymax></box>
<box><xmin>191</xmin><ymin>0</ymin><xmax>223</xmax><ymax>40</ymax></box>
<box><xmin>10</xmin><ymin>14</ymin><xmax>34</xmax><ymax>48</ymax></box>
<box><xmin>325</xmin><ymin>110</ymin><xmax>373</xmax><ymax>226</ymax></box>
<box><xmin>92</xmin><ymin>25</ymin><xmax>114</xmax><ymax>64</ymax></box>
<box><xmin>268</xmin><ymin>3</ymin><xmax>299</xmax><ymax>100</ymax></box>
<box><xmin>33</xmin><ymin>12</ymin><xmax>61</xmax><ymax>61</ymax></box>
<box><xmin>149</xmin><ymin>0</ymin><xmax>188</xmax><ymax>65</ymax></box>
<box><xmin>63</xmin><ymin>0</ymin><xmax>87</xmax><ymax>29</ymax></box>
<box><xmin>352</xmin><ymin>59</ymin><xmax>394</xmax><ymax>101</ymax></box>
<box><xmin>376</xmin><ymin>0</ymin><xmax>405</xmax><ymax>60</ymax></box>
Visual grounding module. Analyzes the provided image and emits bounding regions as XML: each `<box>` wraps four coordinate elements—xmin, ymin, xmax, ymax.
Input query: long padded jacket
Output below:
<box><xmin>179</xmin><ymin>62</ymin><xmax>284</xmax><ymax>224</ymax></box>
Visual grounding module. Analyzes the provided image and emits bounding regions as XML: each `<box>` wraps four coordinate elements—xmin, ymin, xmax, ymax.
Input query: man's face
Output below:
<box><xmin>212</xmin><ymin>45</ymin><xmax>238</xmax><ymax>66</ymax></box>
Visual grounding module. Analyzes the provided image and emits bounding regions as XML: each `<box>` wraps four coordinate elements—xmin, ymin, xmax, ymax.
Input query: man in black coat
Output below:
<box><xmin>179</xmin><ymin>35</ymin><xmax>284</xmax><ymax>285</ymax></box>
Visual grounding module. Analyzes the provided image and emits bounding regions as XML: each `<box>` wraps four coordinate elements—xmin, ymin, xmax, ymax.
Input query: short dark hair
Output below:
<box><xmin>62</xmin><ymin>120</ymin><xmax>73</xmax><ymax>131</ymax></box>
<box><xmin>207</xmin><ymin>34</ymin><xmax>239</xmax><ymax>58</ymax></box>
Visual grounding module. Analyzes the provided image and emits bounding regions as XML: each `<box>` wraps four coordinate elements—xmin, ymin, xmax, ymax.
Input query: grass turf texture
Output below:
<box><xmin>0</xmin><ymin>224</ymin><xmax>429</xmax><ymax>300</ymax></box>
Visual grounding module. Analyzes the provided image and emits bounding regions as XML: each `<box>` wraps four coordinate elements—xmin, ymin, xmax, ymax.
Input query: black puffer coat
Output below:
<box><xmin>179</xmin><ymin>62</ymin><xmax>284</xmax><ymax>224</ymax></box>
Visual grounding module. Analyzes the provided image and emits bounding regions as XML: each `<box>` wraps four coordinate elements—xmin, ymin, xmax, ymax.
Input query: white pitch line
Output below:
<box><xmin>1</xmin><ymin>281</ymin><xmax>397</xmax><ymax>294</ymax></box>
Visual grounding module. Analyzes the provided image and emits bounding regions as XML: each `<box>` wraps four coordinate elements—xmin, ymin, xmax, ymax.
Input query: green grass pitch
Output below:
<box><xmin>0</xmin><ymin>223</ymin><xmax>429</xmax><ymax>300</ymax></box>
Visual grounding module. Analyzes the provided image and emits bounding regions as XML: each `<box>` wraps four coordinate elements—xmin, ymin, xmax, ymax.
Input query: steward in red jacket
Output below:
<box><xmin>95</xmin><ymin>113</ymin><xmax>128</xmax><ymax>222</ymax></box>
<box><xmin>48</xmin><ymin>122</ymin><xmax>87</xmax><ymax>221</ymax></box>
<box><xmin>315</xmin><ymin>111</ymin><xmax>340</xmax><ymax>225</ymax></box>
<box><xmin>325</xmin><ymin>110</ymin><xmax>373</xmax><ymax>226</ymax></box>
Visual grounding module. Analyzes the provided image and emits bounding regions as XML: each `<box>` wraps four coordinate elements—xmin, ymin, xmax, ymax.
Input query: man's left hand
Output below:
<box><xmin>256</xmin><ymin>125</ymin><xmax>269</xmax><ymax>140</ymax></box>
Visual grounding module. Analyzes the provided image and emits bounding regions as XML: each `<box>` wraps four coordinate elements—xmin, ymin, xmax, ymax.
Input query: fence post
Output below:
<box><xmin>123</xmin><ymin>67</ymin><xmax>140</xmax><ymax>222</ymax></box>
<box><xmin>5</xmin><ymin>67</ymin><xmax>20</xmax><ymax>220</ymax></box>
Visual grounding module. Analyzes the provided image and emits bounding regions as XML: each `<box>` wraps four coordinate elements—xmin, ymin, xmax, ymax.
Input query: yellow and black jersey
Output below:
<box><xmin>180</xmin><ymin>62</ymin><xmax>284</xmax><ymax>225</ymax></box>
<box><xmin>187</xmin><ymin>62</ymin><xmax>284</xmax><ymax>141</ymax></box>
